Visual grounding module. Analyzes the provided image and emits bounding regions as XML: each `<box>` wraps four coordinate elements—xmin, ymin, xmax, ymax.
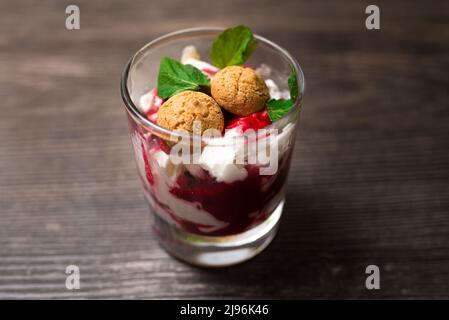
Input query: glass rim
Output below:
<box><xmin>120</xmin><ymin>27</ymin><xmax>305</xmax><ymax>143</ymax></box>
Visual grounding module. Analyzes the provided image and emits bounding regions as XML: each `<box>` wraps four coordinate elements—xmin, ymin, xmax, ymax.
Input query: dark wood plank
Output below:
<box><xmin>0</xmin><ymin>0</ymin><xmax>448</xmax><ymax>298</ymax></box>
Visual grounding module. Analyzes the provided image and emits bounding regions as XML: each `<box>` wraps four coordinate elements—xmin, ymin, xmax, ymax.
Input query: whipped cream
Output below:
<box><xmin>152</xmin><ymin>149</ymin><xmax>229</xmax><ymax>233</ymax></box>
<box><xmin>199</xmin><ymin>142</ymin><xmax>248</xmax><ymax>183</ymax></box>
<box><xmin>197</xmin><ymin>123</ymin><xmax>294</xmax><ymax>183</ymax></box>
<box><xmin>138</xmin><ymin>88</ymin><xmax>163</xmax><ymax>115</ymax></box>
<box><xmin>181</xmin><ymin>45</ymin><xmax>218</xmax><ymax>77</ymax></box>
<box><xmin>265</xmin><ymin>79</ymin><xmax>290</xmax><ymax>100</ymax></box>
<box><xmin>132</xmin><ymin>132</ymin><xmax>229</xmax><ymax>233</ymax></box>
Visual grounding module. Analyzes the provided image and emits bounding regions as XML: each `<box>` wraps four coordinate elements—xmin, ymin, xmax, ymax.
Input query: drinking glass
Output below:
<box><xmin>121</xmin><ymin>28</ymin><xmax>305</xmax><ymax>267</ymax></box>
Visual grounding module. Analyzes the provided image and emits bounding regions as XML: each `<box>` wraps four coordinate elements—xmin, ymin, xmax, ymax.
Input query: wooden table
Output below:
<box><xmin>1</xmin><ymin>0</ymin><xmax>448</xmax><ymax>299</ymax></box>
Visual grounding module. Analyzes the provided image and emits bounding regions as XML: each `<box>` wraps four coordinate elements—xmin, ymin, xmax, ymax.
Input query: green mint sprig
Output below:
<box><xmin>210</xmin><ymin>25</ymin><xmax>257</xmax><ymax>68</ymax></box>
<box><xmin>266</xmin><ymin>68</ymin><xmax>299</xmax><ymax>122</ymax></box>
<box><xmin>157</xmin><ymin>57</ymin><xmax>210</xmax><ymax>99</ymax></box>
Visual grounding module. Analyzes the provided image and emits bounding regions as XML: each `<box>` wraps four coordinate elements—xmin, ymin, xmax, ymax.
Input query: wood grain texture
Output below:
<box><xmin>1</xmin><ymin>0</ymin><xmax>448</xmax><ymax>299</ymax></box>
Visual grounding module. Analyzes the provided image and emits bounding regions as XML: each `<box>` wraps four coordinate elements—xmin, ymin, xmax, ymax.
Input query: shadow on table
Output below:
<box><xmin>189</xmin><ymin>188</ymin><xmax>362</xmax><ymax>298</ymax></box>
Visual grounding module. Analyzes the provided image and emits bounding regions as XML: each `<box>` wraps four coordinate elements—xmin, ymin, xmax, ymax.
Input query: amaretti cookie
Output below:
<box><xmin>211</xmin><ymin>66</ymin><xmax>269</xmax><ymax>117</ymax></box>
<box><xmin>157</xmin><ymin>90</ymin><xmax>224</xmax><ymax>133</ymax></box>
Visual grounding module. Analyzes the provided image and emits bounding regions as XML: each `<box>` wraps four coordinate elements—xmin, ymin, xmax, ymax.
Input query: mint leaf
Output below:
<box><xmin>242</xmin><ymin>35</ymin><xmax>257</xmax><ymax>62</ymax></box>
<box><xmin>157</xmin><ymin>57</ymin><xmax>210</xmax><ymax>99</ymax></box>
<box><xmin>266</xmin><ymin>67</ymin><xmax>299</xmax><ymax>121</ymax></box>
<box><xmin>288</xmin><ymin>68</ymin><xmax>298</xmax><ymax>102</ymax></box>
<box><xmin>266</xmin><ymin>99</ymin><xmax>293</xmax><ymax>121</ymax></box>
<box><xmin>210</xmin><ymin>25</ymin><xmax>257</xmax><ymax>68</ymax></box>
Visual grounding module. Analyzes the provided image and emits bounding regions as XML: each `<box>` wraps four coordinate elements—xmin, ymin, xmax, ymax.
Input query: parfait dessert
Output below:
<box><xmin>121</xmin><ymin>26</ymin><xmax>303</xmax><ymax>266</ymax></box>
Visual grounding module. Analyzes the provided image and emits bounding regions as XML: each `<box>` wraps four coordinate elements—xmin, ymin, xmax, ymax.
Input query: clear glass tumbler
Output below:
<box><xmin>120</xmin><ymin>28</ymin><xmax>304</xmax><ymax>267</ymax></box>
